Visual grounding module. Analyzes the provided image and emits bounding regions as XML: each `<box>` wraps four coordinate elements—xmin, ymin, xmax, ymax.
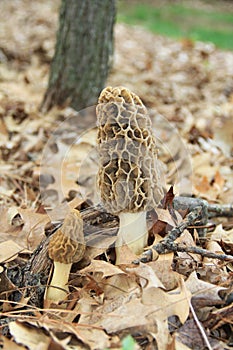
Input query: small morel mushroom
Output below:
<box><xmin>45</xmin><ymin>209</ymin><xmax>85</xmax><ymax>303</ymax></box>
<box><xmin>96</xmin><ymin>86</ymin><xmax>163</xmax><ymax>264</ymax></box>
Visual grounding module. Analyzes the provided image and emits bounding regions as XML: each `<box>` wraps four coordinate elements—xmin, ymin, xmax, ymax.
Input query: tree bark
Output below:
<box><xmin>40</xmin><ymin>0</ymin><xmax>116</xmax><ymax>113</ymax></box>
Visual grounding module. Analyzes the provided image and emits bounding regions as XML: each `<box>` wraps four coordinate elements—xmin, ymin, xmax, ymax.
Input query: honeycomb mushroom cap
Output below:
<box><xmin>48</xmin><ymin>209</ymin><xmax>85</xmax><ymax>264</ymax></box>
<box><xmin>97</xmin><ymin>86</ymin><xmax>163</xmax><ymax>215</ymax></box>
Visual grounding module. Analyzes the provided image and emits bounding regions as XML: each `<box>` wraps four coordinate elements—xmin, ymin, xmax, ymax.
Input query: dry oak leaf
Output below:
<box><xmin>142</xmin><ymin>278</ymin><xmax>191</xmax><ymax>325</ymax></box>
<box><xmin>0</xmin><ymin>207</ymin><xmax>35</xmax><ymax>251</ymax></box>
<box><xmin>155</xmin><ymin>208</ymin><xmax>182</xmax><ymax>227</ymax></box>
<box><xmin>176</xmin><ymin>319</ymin><xmax>213</xmax><ymax>350</ymax></box>
<box><xmin>0</xmin><ymin>206</ymin><xmax>49</xmax><ymax>250</ymax></box>
<box><xmin>80</xmin><ymin>277</ymin><xmax>190</xmax><ymax>350</ymax></box>
<box><xmin>176</xmin><ymin>229</ymin><xmax>201</xmax><ymax>262</ymax></box>
<box><xmin>208</xmin><ymin>224</ymin><xmax>233</xmax><ymax>244</ymax></box>
<box><xmin>0</xmin><ymin>206</ymin><xmax>21</xmax><ymax>240</ymax></box>
<box><xmin>17</xmin><ymin>207</ymin><xmax>50</xmax><ymax>250</ymax></box>
<box><xmin>193</xmin><ymin>171</ymin><xmax>226</xmax><ymax>201</ymax></box>
<box><xmin>205</xmin><ymin>303</ymin><xmax>233</xmax><ymax>331</ymax></box>
<box><xmin>9</xmin><ymin>318</ymin><xmax>89</xmax><ymax>350</ymax></box>
<box><xmin>74</xmin><ymin>328</ymin><xmax>110</xmax><ymax>350</ymax></box>
<box><xmin>80</xmin><ymin>260</ymin><xmax>125</xmax><ymax>278</ymax></box>
<box><xmin>9</xmin><ymin>321</ymin><xmax>51</xmax><ymax>350</ymax></box>
<box><xmin>113</xmin><ymin>243</ymin><xmax>140</xmax><ymax>265</ymax></box>
<box><xmin>185</xmin><ymin>271</ymin><xmax>226</xmax><ymax>301</ymax></box>
<box><xmin>126</xmin><ymin>262</ymin><xmax>165</xmax><ymax>289</ymax></box>
<box><xmin>0</xmin><ymin>240</ymin><xmax>26</xmax><ymax>263</ymax></box>
<box><xmin>147</xmin><ymin>254</ymin><xmax>180</xmax><ymax>291</ymax></box>
<box><xmin>200</xmin><ymin>241</ymin><xmax>228</xmax><ymax>284</ymax></box>
<box><xmin>0</xmin><ymin>336</ymin><xmax>26</xmax><ymax>350</ymax></box>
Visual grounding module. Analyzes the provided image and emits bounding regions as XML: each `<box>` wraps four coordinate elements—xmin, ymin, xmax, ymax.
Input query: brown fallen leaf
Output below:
<box><xmin>80</xmin><ymin>260</ymin><xmax>125</xmax><ymax>278</ymax></box>
<box><xmin>126</xmin><ymin>262</ymin><xmax>165</xmax><ymax>289</ymax></box>
<box><xmin>142</xmin><ymin>278</ymin><xmax>191</xmax><ymax>325</ymax></box>
<box><xmin>176</xmin><ymin>229</ymin><xmax>201</xmax><ymax>262</ymax></box>
<box><xmin>185</xmin><ymin>271</ymin><xmax>225</xmax><ymax>301</ymax></box>
<box><xmin>0</xmin><ymin>240</ymin><xmax>26</xmax><ymax>263</ymax></box>
<box><xmin>208</xmin><ymin>224</ymin><xmax>233</xmax><ymax>244</ymax></box>
<box><xmin>17</xmin><ymin>207</ymin><xmax>50</xmax><ymax>250</ymax></box>
<box><xmin>213</xmin><ymin>119</ymin><xmax>233</xmax><ymax>157</ymax></box>
<box><xmin>176</xmin><ymin>319</ymin><xmax>213</xmax><ymax>350</ymax></box>
<box><xmin>1</xmin><ymin>336</ymin><xmax>26</xmax><ymax>350</ymax></box>
<box><xmin>113</xmin><ymin>243</ymin><xmax>139</xmax><ymax>265</ymax></box>
<box><xmin>194</xmin><ymin>175</ymin><xmax>211</xmax><ymax>194</ymax></box>
<box><xmin>9</xmin><ymin>321</ymin><xmax>51</xmax><ymax>350</ymax></box>
<box><xmin>75</xmin><ymin>328</ymin><xmax>110</xmax><ymax>350</ymax></box>
<box><xmin>199</xmin><ymin>241</ymin><xmax>228</xmax><ymax>284</ymax></box>
<box><xmin>173</xmin><ymin>338</ymin><xmax>192</xmax><ymax>350</ymax></box>
<box><xmin>148</xmin><ymin>253</ymin><xmax>179</xmax><ymax>290</ymax></box>
<box><xmin>204</xmin><ymin>303</ymin><xmax>233</xmax><ymax>330</ymax></box>
<box><xmin>0</xmin><ymin>206</ymin><xmax>21</xmax><ymax>238</ymax></box>
<box><xmin>78</xmin><ymin>274</ymin><xmax>190</xmax><ymax>350</ymax></box>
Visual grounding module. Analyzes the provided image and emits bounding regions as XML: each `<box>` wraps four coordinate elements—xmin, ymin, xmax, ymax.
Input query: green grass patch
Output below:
<box><xmin>117</xmin><ymin>2</ymin><xmax>233</xmax><ymax>50</ymax></box>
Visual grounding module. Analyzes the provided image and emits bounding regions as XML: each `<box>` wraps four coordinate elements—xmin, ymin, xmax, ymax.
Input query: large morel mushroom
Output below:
<box><xmin>96</xmin><ymin>86</ymin><xmax>163</xmax><ymax>264</ymax></box>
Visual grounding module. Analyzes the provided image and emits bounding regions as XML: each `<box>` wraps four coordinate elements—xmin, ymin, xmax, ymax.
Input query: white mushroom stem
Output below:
<box><xmin>45</xmin><ymin>261</ymin><xmax>72</xmax><ymax>302</ymax></box>
<box><xmin>115</xmin><ymin>211</ymin><xmax>148</xmax><ymax>264</ymax></box>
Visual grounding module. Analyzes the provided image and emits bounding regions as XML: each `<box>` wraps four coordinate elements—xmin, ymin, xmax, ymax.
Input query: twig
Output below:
<box><xmin>189</xmin><ymin>301</ymin><xmax>213</xmax><ymax>350</ymax></box>
<box><xmin>173</xmin><ymin>196</ymin><xmax>233</xmax><ymax>219</ymax></box>
<box><xmin>207</xmin><ymin>203</ymin><xmax>233</xmax><ymax>218</ymax></box>
<box><xmin>164</xmin><ymin>244</ymin><xmax>233</xmax><ymax>262</ymax></box>
<box><xmin>160</xmin><ymin>206</ymin><xmax>203</xmax><ymax>245</ymax></box>
<box><xmin>137</xmin><ymin>206</ymin><xmax>233</xmax><ymax>264</ymax></box>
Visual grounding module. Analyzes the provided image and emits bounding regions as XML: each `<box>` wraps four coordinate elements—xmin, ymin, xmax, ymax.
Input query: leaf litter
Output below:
<box><xmin>0</xmin><ymin>0</ymin><xmax>233</xmax><ymax>349</ymax></box>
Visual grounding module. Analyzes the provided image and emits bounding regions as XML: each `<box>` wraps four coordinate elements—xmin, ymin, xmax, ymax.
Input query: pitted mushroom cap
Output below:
<box><xmin>97</xmin><ymin>86</ymin><xmax>163</xmax><ymax>214</ymax></box>
<box><xmin>48</xmin><ymin>209</ymin><xmax>85</xmax><ymax>264</ymax></box>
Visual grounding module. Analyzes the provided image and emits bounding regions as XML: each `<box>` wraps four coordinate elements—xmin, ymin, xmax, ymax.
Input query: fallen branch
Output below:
<box><xmin>137</xmin><ymin>206</ymin><xmax>233</xmax><ymax>264</ymax></box>
<box><xmin>173</xmin><ymin>196</ymin><xmax>233</xmax><ymax>219</ymax></box>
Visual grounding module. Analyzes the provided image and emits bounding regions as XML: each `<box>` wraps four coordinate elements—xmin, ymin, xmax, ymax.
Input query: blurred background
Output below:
<box><xmin>118</xmin><ymin>0</ymin><xmax>233</xmax><ymax>50</ymax></box>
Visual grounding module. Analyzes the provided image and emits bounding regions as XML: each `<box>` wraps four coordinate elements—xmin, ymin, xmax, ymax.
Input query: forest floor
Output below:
<box><xmin>0</xmin><ymin>1</ymin><xmax>233</xmax><ymax>350</ymax></box>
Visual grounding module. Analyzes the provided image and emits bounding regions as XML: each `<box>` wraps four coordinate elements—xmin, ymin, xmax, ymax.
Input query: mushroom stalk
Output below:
<box><xmin>46</xmin><ymin>262</ymin><xmax>72</xmax><ymax>302</ymax></box>
<box><xmin>115</xmin><ymin>211</ymin><xmax>147</xmax><ymax>264</ymax></box>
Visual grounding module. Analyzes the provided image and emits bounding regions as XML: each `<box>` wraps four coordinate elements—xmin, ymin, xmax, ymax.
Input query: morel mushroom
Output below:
<box><xmin>96</xmin><ymin>86</ymin><xmax>163</xmax><ymax>264</ymax></box>
<box><xmin>45</xmin><ymin>209</ymin><xmax>85</xmax><ymax>302</ymax></box>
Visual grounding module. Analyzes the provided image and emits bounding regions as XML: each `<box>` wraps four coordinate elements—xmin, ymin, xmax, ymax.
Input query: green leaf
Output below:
<box><xmin>122</xmin><ymin>335</ymin><xmax>136</xmax><ymax>350</ymax></box>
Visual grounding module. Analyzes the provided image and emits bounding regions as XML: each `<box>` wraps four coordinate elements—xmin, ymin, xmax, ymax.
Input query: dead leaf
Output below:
<box><xmin>213</xmin><ymin>119</ymin><xmax>233</xmax><ymax>157</ymax></box>
<box><xmin>114</xmin><ymin>243</ymin><xmax>139</xmax><ymax>265</ymax></box>
<box><xmin>0</xmin><ymin>240</ymin><xmax>25</xmax><ymax>263</ymax></box>
<box><xmin>1</xmin><ymin>336</ymin><xmax>26</xmax><ymax>350</ymax></box>
<box><xmin>176</xmin><ymin>319</ymin><xmax>213</xmax><ymax>350</ymax></box>
<box><xmin>185</xmin><ymin>271</ymin><xmax>225</xmax><ymax>301</ymax></box>
<box><xmin>194</xmin><ymin>175</ymin><xmax>211</xmax><ymax>194</ymax></box>
<box><xmin>147</xmin><ymin>254</ymin><xmax>180</xmax><ymax>290</ymax></box>
<box><xmin>76</xmin><ymin>328</ymin><xmax>110</xmax><ymax>350</ymax></box>
<box><xmin>208</xmin><ymin>224</ymin><xmax>233</xmax><ymax>243</ymax></box>
<box><xmin>17</xmin><ymin>207</ymin><xmax>50</xmax><ymax>250</ymax></box>
<box><xmin>9</xmin><ymin>321</ymin><xmax>51</xmax><ymax>350</ymax></box>
<box><xmin>126</xmin><ymin>262</ymin><xmax>165</xmax><ymax>289</ymax></box>
<box><xmin>142</xmin><ymin>278</ymin><xmax>191</xmax><ymax>324</ymax></box>
<box><xmin>80</xmin><ymin>260</ymin><xmax>125</xmax><ymax>278</ymax></box>
<box><xmin>176</xmin><ymin>229</ymin><xmax>201</xmax><ymax>263</ymax></box>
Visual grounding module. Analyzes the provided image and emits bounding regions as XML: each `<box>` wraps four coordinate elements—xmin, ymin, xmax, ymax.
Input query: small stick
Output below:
<box><xmin>173</xmin><ymin>196</ymin><xmax>233</xmax><ymax>219</ymax></box>
<box><xmin>162</xmin><ymin>243</ymin><xmax>233</xmax><ymax>262</ymax></box>
<box><xmin>137</xmin><ymin>206</ymin><xmax>233</xmax><ymax>263</ymax></box>
<box><xmin>207</xmin><ymin>203</ymin><xmax>233</xmax><ymax>218</ymax></box>
<box><xmin>189</xmin><ymin>301</ymin><xmax>213</xmax><ymax>350</ymax></box>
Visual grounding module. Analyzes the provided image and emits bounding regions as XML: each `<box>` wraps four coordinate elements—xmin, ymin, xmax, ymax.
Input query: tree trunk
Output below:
<box><xmin>40</xmin><ymin>0</ymin><xmax>116</xmax><ymax>113</ymax></box>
